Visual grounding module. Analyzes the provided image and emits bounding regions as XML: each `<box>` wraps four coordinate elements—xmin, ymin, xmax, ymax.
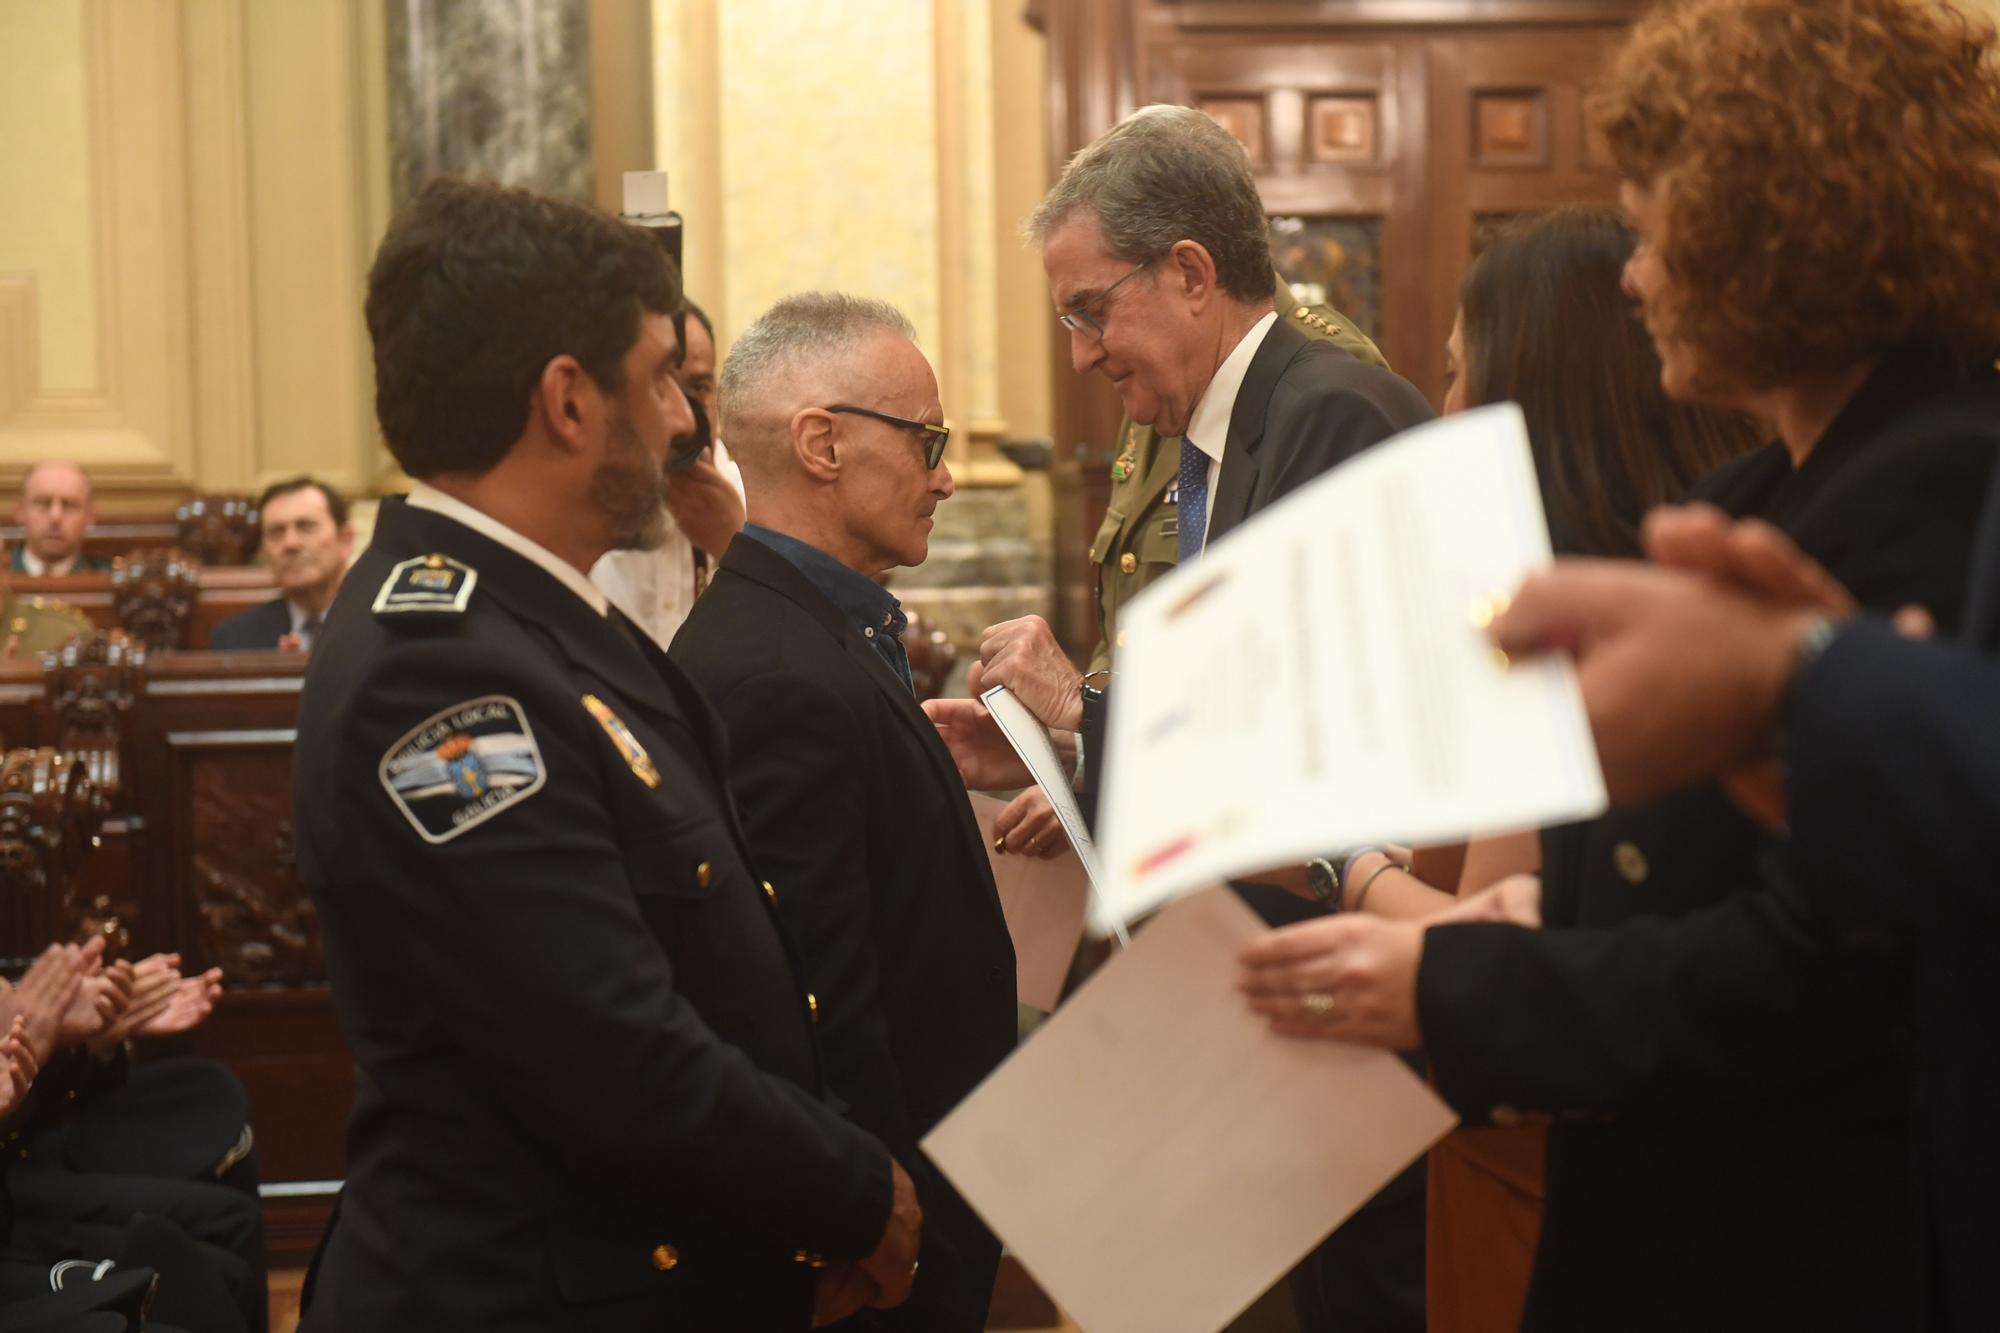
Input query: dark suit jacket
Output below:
<box><xmin>1782</xmin><ymin>363</ymin><xmax>2000</xmax><ymax>1333</ymax></box>
<box><xmin>671</xmin><ymin>534</ymin><xmax>1017</xmax><ymax>1333</ymax></box>
<box><xmin>296</xmin><ymin>498</ymin><xmax>892</xmax><ymax>1333</ymax></box>
<box><xmin>1082</xmin><ymin>316</ymin><xmax>1434</xmax><ymax>819</ymax></box>
<box><xmin>1419</xmin><ymin>350</ymin><xmax>2000</xmax><ymax>1333</ymax></box>
<box><xmin>208</xmin><ymin>598</ymin><xmax>290</xmax><ymax>650</ymax></box>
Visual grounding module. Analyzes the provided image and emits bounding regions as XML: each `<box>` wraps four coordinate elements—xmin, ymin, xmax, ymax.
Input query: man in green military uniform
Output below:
<box><xmin>1</xmin><ymin>542</ymin><xmax>95</xmax><ymax>658</ymax></box>
<box><xmin>1087</xmin><ymin>272</ymin><xmax>1386</xmax><ymax>674</ymax></box>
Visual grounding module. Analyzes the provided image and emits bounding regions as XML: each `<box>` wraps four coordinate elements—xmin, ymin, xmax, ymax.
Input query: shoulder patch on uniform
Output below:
<box><xmin>373</xmin><ymin>555</ymin><xmax>477</xmax><ymax>617</ymax></box>
<box><xmin>378</xmin><ymin>694</ymin><xmax>545</xmax><ymax>844</ymax></box>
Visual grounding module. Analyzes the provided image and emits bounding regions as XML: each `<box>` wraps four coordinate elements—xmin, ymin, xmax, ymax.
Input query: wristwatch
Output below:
<box><xmin>1306</xmin><ymin>858</ymin><xmax>1342</xmax><ymax>906</ymax></box>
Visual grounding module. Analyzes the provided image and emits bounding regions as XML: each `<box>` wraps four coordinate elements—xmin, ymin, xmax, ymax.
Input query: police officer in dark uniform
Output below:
<box><xmin>294</xmin><ymin>178</ymin><xmax>919</xmax><ymax>1332</ymax></box>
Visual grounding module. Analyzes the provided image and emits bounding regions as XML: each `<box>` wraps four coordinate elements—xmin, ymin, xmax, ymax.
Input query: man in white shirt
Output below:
<box><xmin>592</xmin><ymin>300</ymin><xmax>746</xmax><ymax>648</ymax></box>
<box><xmin>12</xmin><ymin>460</ymin><xmax>110</xmax><ymax>575</ymax></box>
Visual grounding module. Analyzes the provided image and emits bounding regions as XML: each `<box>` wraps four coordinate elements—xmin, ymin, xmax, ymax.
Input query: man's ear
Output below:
<box><xmin>1167</xmin><ymin>239</ymin><xmax>1220</xmax><ymax>313</ymax></box>
<box><xmin>791</xmin><ymin>407</ymin><xmax>843</xmax><ymax>483</ymax></box>
<box><xmin>533</xmin><ymin>355</ymin><xmax>594</xmax><ymax>453</ymax></box>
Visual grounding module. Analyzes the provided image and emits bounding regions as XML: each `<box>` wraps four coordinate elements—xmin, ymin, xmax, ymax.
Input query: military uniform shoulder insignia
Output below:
<box><xmin>1109</xmin><ymin>422</ymin><xmax>1139</xmax><ymax>481</ymax></box>
<box><xmin>581</xmin><ymin>693</ymin><xmax>661</xmax><ymax>788</ymax></box>
<box><xmin>379</xmin><ymin>694</ymin><xmax>546</xmax><ymax>844</ymax></box>
<box><xmin>373</xmin><ymin>554</ymin><xmax>477</xmax><ymax>618</ymax></box>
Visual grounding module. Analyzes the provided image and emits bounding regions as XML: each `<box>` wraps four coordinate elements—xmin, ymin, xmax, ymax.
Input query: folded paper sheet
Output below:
<box><xmin>924</xmin><ymin>887</ymin><xmax>1457</xmax><ymax>1333</ymax></box>
<box><xmin>969</xmin><ymin>792</ymin><xmax>1091</xmax><ymax>1012</ymax></box>
<box><xmin>1096</xmin><ymin>403</ymin><xmax>1606</xmax><ymax>932</ymax></box>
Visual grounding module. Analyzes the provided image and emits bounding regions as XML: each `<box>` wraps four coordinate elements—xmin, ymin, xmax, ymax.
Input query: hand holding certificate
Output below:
<box><xmin>1096</xmin><ymin>403</ymin><xmax>1606</xmax><ymax>932</ymax></box>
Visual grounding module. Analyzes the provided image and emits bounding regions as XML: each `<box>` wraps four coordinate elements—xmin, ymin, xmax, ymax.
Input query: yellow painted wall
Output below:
<box><xmin>0</xmin><ymin>0</ymin><xmax>98</xmax><ymax>391</ymax></box>
<box><xmin>648</xmin><ymin>0</ymin><xmax>1051</xmax><ymax>466</ymax></box>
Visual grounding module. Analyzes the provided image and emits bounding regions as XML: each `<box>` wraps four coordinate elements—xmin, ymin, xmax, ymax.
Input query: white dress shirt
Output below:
<box><xmin>406</xmin><ymin>481</ymin><xmax>609</xmax><ymax>615</ymax></box>
<box><xmin>1179</xmin><ymin>309</ymin><xmax>1279</xmax><ymax>552</ymax></box>
<box><xmin>591</xmin><ymin>439</ymin><xmax>745</xmax><ymax>650</ymax></box>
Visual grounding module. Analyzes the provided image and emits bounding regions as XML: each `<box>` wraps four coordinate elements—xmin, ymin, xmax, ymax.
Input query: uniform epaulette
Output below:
<box><xmin>1292</xmin><ymin>304</ymin><xmax>1343</xmax><ymax>337</ymax></box>
<box><xmin>373</xmin><ymin>554</ymin><xmax>478</xmax><ymax>619</ymax></box>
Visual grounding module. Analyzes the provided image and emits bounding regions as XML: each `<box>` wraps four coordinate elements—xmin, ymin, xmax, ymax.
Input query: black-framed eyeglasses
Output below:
<box><xmin>1057</xmin><ymin>257</ymin><xmax>1157</xmax><ymax>340</ymax></box>
<box><xmin>825</xmin><ymin>405</ymin><xmax>951</xmax><ymax>469</ymax></box>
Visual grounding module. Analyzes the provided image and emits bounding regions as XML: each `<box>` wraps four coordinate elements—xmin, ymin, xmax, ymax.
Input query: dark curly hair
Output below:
<box><xmin>1592</xmin><ymin>0</ymin><xmax>2000</xmax><ymax>390</ymax></box>
<box><xmin>365</xmin><ymin>178</ymin><xmax>681</xmax><ymax>478</ymax></box>
<box><xmin>1460</xmin><ymin>209</ymin><xmax>1759</xmax><ymax>557</ymax></box>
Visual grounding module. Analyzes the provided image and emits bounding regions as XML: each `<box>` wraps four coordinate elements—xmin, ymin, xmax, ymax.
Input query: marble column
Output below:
<box><xmin>386</xmin><ymin>0</ymin><xmax>594</xmax><ymax>209</ymax></box>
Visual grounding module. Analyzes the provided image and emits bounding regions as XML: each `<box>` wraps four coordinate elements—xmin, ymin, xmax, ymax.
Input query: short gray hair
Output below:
<box><xmin>1026</xmin><ymin>104</ymin><xmax>1272</xmax><ymax>303</ymax></box>
<box><xmin>719</xmin><ymin>291</ymin><xmax>916</xmax><ymax>448</ymax></box>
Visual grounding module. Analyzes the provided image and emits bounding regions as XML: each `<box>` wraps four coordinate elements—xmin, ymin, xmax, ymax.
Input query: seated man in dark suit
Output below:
<box><xmin>11</xmin><ymin>462</ymin><xmax>110</xmax><ymax>576</ymax></box>
<box><xmin>209</xmin><ymin>477</ymin><xmax>353</xmax><ymax>652</ymax></box>
<box><xmin>671</xmin><ymin>292</ymin><xmax>1017</xmax><ymax>1333</ymax></box>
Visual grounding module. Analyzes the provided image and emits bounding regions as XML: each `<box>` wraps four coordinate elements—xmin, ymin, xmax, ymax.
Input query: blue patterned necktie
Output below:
<box><xmin>1177</xmin><ymin>436</ymin><xmax>1209</xmax><ymax>565</ymax></box>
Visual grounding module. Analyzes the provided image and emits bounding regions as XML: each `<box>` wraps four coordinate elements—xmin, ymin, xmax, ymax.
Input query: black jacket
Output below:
<box><xmin>294</xmin><ymin>497</ymin><xmax>892</xmax><ymax>1333</ymax></box>
<box><xmin>1418</xmin><ymin>350</ymin><xmax>2000</xmax><ymax>1333</ymax></box>
<box><xmin>672</xmin><ymin>533</ymin><xmax>1017</xmax><ymax>1333</ymax></box>
<box><xmin>208</xmin><ymin>598</ymin><xmax>291</xmax><ymax>650</ymax></box>
<box><xmin>1081</xmin><ymin>316</ymin><xmax>1433</xmax><ymax>820</ymax></box>
<box><xmin>1783</xmin><ymin>361</ymin><xmax>2000</xmax><ymax>1333</ymax></box>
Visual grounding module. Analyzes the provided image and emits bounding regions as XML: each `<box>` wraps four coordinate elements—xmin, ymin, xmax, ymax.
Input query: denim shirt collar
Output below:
<box><xmin>740</xmin><ymin>523</ymin><xmax>908</xmax><ymax>644</ymax></box>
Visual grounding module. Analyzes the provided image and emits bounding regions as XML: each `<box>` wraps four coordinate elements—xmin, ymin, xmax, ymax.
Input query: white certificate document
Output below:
<box><xmin>969</xmin><ymin>792</ymin><xmax>1090</xmax><ymax>1012</ymax></box>
<box><xmin>979</xmin><ymin>684</ymin><xmax>1103</xmax><ymax>888</ymax></box>
<box><xmin>923</xmin><ymin>886</ymin><xmax>1457</xmax><ymax>1333</ymax></box>
<box><xmin>1096</xmin><ymin>403</ymin><xmax>1605</xmax><ymax>932</ymax></box>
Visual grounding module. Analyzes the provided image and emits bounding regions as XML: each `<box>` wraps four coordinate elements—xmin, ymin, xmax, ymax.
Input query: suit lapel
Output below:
<box><xmin>717</xmin><ymin>538</ymin><xmax>996</xmax><ymax>879</ymax></box>
<box><xmin>1208</xmin><ymin>318</ymin><xmax>1306</xmax><ymax>544</ymax></box>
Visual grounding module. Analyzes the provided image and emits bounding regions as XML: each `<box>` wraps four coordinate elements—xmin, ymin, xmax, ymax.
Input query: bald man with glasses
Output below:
<box><xmin>671</xmin><ymin>292</ymin><xmax>1016</xmax><ymax>1333</ymax></box>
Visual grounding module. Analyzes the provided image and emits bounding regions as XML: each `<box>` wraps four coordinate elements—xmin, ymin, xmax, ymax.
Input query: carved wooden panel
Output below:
<box><xmin>175</xmin><ymin>495</ymin><xmax>260</xmax><ymax>566</ymax></box>
<box><xmin>43</xmin><ymin>629</ymin><xmax>144</xmax><ymax>806</ymax></box>
<box><xmin>1270</xmin><ymin>216</ymin><xmax>1384</xmax><ymax>337</ymax></box>
<box><xmin>173</xmin><ymin>734</ymin><xmax>321</xmax><ymax>986</ymax></box>
<box><xmin>1198</xmin><ymin>96</ymin><xmax>1267</xmax><ymax>162</ymax></box>
<box><xmin>1308</xmin><ymin>95</ymin><xmax>1378</xmax><ymax>162</ymax></box>
<box><xmin>112</xmin><ymin>548</ymin><xmax>201</xmax><ymax>651</ymax></box>
<box><xmin>1474</xmin><ymin>90</ymin><xmax>1549</xmax><ymax>166</ymax></box>
<box><xmin>0</xmin><ymin>749</ymin><xmax>102</xmax><ymax>954</ymax></box>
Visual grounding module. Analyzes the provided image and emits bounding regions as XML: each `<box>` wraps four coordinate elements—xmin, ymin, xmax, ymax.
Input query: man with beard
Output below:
<box><xmin>210</xmin><ymin>477</ymin><xmax>354</xmax><ymax>651</ymax></box>
<box><xmin>293</xmin><ymin>178</ymin><xmax>920</xmax><ymax>1332</ymax></box>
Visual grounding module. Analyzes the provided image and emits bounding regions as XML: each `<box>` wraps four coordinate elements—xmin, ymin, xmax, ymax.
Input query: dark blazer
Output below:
<box><xmin>1080</xmin><ymin>317</ymin><xmax>1435</xmax><ymax>1333</ymax></box>
<box><xmin>1418</xmin><ymin>350</ymin><xmax>2000</xmax><ymax>1333</ymax></box>
<box><xmin>671</xmin><ymin>534</ymin><xmax>1017</xmax><ymax>1333</ymax></box>
<box><xmin>208</xmin><ymin>598</ymin><xmax>290</xmax><ymax>650</ymax></box>
<box><xmin>1783</xmin><ymin>363</ymin><xmax>2000</xmax><ymax>1333</ymax></box>
<box><xmin>294</xmin><ymin>497</ymin><xmax>892</xmax><ymax>1333</ymax></box>
<box><xmin>1082</xmin><ymin>316</ymin><xmax>1433</xmax><ymax>818</ymax></box>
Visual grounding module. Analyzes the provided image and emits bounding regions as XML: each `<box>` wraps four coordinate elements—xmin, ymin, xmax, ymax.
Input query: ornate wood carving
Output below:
<box><xmin>174</xmin><ymin>494</ymin><xmax>259</xmax><ymax>566</ymax></box>
<box><xmin>185</xmin><ymin>742</ymin><xmax>322</xmax><ymax>986</ymax></box>
<box><xmin>42</xmin><ymin>629</ymin><xmax>144</xmax><ymax>806</ymax></box>
<box><xmin>0</xmin><ymin>748</ymin><xmax>104</xmax><ymax>946</ymax></box>
<box><xmin>111</xmin><ymin>548</ymin><xmax>200</xmax><ymax>651</ymax></box>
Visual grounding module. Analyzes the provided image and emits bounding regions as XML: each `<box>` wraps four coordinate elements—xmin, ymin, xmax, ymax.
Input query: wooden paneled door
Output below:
<box><xmin>1035</xmin><ymin>0</ymin><xmax>1646</xmax><ymax>649</ymax></box>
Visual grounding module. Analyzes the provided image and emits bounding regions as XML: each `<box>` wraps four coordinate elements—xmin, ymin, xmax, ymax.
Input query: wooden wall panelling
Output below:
<box><xmin>1039</xmin><ymin>0</ymin><xmax>1147</xmax><ymax>650</ymax></box>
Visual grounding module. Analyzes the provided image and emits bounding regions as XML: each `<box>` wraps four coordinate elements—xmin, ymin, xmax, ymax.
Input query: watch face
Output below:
<box><xmin>1307</xmin><ymin>858</ymin><xmax>1339</xmax><ymax>903</ymax></box>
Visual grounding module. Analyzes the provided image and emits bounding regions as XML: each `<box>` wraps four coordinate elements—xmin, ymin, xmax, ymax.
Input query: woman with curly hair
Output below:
<box><xmin>1240</xmin><ymin>3</ymin><xmax>2000</xmax><ymax>1330</ymax></box>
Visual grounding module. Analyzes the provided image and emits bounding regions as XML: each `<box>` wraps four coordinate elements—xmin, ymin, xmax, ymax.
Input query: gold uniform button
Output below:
<box><xmin>651</xmin><ymin>1244</ymin><xmax>679</xmax><ymax>1272</ymax></box>
<box><xmin>1612</xmin><ymin>841</ymin><xmax>1649</xmax><ymax>885</ymax></box>
<box><xmin>762</xmin><ymin>879</ymin><xmax>777</xmax><ymax>903</ymax></box>
<box><xmin>807</xmin><ymin>992</ymin><xmax>820</xmax><ymax>1022</ymax></box>
<box><xmin>1490</xmin><ymin>1104</ymin><xmax>1523</xmax><ymax>1128</ymax></box>
<box><xmin>1294</xmin><ymin>305</ymin><xmax>1310</xmax><ymax>318</ymax></box>
<box><xmin>1119</xmin><ymin>553</ymin><xmax>1137</xmax><ymax>574</ymax></box>
<box><xmin>695</xmin><ymin>860</ymin><xmax>713</xmax><ymax>889</ymax></box>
